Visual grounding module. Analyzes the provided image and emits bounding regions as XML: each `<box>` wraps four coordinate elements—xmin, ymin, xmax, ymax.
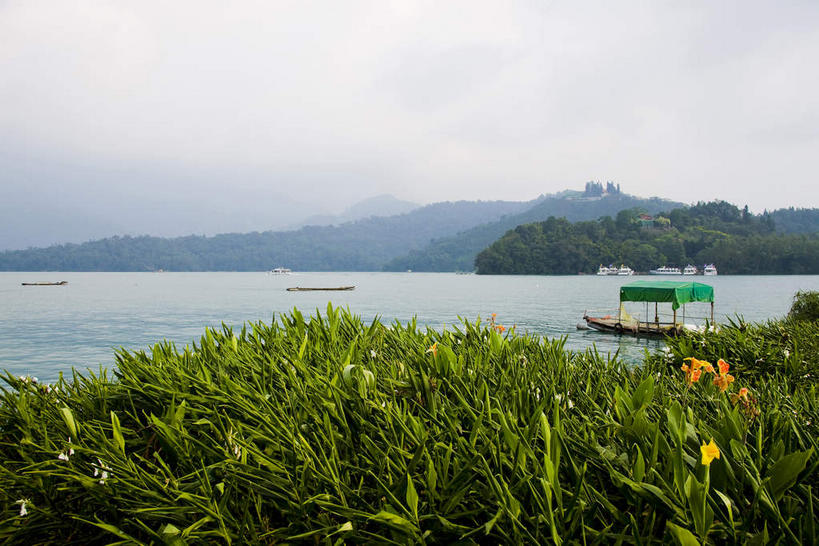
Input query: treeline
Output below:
<box><xmin>0</xmin><ymin>200</ymin><xmax>533</xmax><ymax>271</ymax></box>
<box><xmin>475</xmin><ymin>201</ymin><xmax>819</xmax><ymax>275</ymax></box>
<box><xmin>383</xmin><ymin>193</ymin><xmax>682</xmax><ymax>272</ymax></box>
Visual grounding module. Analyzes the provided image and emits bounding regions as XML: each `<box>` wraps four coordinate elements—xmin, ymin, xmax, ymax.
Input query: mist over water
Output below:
<box><xmin>2</xmin><ymin>272</ymin><xmax>817</xmax><ymax>383</ymax></box>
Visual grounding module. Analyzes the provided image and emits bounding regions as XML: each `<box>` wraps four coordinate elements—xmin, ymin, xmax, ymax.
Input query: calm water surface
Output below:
<box><xmin>2</xmin><ymin>272</ymin><xmax>817</xmax><ymax>383</ymax></box>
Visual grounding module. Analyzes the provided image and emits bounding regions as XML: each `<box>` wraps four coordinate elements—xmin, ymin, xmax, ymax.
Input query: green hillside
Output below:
<box><xmin>383</xmin><ymin>193</ymin><xmax>683</xmax><ymax>272</ymax></box>
<box><xmin>0</xmin><ymin>200</ymin><xmax>534</xmax><ymax>271</ymax></box>
<box><xmin>475</xmin><ymin>201</ymin><xmax>819</xmax><ymax>275</ymax></box>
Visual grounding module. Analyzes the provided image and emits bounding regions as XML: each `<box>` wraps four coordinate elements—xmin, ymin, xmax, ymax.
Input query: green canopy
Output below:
<box><xmin>619</xmin><ymin>281</ymin><xmax>714</xmax><ymax>310</ymax></box>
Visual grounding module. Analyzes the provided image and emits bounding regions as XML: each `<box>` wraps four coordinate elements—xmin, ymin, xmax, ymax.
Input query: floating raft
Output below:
<box><xmin>286</xmin><ymin>286</ymin><xmax>355</xmax><ymax>292</ymax></box>
<box><xmin>22</xmin><ymin>281</ymin><xmax>68</xmax><ymax>286</ymax></box>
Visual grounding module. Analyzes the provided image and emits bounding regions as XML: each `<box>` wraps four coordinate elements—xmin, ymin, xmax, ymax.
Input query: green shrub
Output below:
<box><xmin>789</xmin><ymin>290</ymin><xmax>819</xmax><ymax>321</ymax></box>
<box><xmin>1</xmin><ymin>305</ymin><xmax>816</xmax><ymax>544</ymax></box>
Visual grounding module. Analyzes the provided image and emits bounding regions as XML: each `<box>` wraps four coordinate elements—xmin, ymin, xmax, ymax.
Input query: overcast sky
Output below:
<box><xmin>1</xmin><ymin>1</ymin><xmax>817</xmax><ymax>247</ymax></box>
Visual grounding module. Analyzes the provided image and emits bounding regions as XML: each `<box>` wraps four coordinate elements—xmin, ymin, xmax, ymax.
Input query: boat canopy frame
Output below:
<box><xmin>618</xmin><ymin>280</ymin><xmax>714</xmax><ymax>325</ymax></box>
<box><xmin>619</xmin><ymin>281</ymin><xmax>714</xmax><ymax>310</ymax></box>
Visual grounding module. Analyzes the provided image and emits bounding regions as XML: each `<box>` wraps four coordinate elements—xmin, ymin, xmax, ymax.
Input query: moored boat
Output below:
<box><xmin>271</xmin><ymin>267</ymin><xmax>292</xmax><ymax>274</ymax></box>
<box><xmin>683</xmin><ymin>264</ymin><xmax>698</xmax><ymax>275</ymax></box>
<box><xmin>649</xmin><ymin>266</ymin><xmax>681</xmax><ymax>275</ymax></box>
<box><xmin>583</xmin><ymin>280</ymin><xmax>715</xmax><ymax>337</ymax></box>
<box><xmin>617</xmin><ymin>265</ymin><xmax>634</xmax><ymax>276</ymax></box>
<box><xmin>21</xmin><ymin>281</ymin><xmax>68</xmax><ymax>286</ymax></box>
<box><xmin>596</xmin><ymin>264</ymin><xmax>616</xmax><ymax>276</ymax></box>
<box><xmin>703</xmin><ymin>264</ymin><xmax>718</xmax><ymax>275</ymax></box>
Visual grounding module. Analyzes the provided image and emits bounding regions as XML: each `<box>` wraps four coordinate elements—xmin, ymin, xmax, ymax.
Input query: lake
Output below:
<box><xmin>2</xmin><ymin>272</ymin><xmax>817</xmax><ymax>383</ymax></box>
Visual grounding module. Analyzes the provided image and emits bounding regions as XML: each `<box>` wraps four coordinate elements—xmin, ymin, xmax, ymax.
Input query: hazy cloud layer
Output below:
<box><xmin>1</xmin><ymin>1</ymin><xmax>817</xmax><ymax>248</ymax></box>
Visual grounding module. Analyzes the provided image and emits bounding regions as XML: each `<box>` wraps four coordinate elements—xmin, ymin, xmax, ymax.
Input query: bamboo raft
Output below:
<box><xmin>286</xmin><ymin>286</ymin><xmax>355</xmax><ymax>292</ymax></box>
<box><xmin>22</xmin><ymin>281</ymin><xmax>68</xmax><ymax>286</ymax></box>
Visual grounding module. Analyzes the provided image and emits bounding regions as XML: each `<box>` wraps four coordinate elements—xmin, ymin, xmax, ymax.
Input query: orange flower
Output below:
<box><xmin>731</xmin><ymin>387</ymin><xmax>751</xmax><ymax>405</ymax></box>
<box><xmin>703</xmin><ymin>363</ymin><xmax>715</xmax><ymax>374</ymax></box>
<box><xmin>713</xmin><ymin>373</ymin><xmax>735</xmax><ymax>392</ymax></box>
<box><xmin>700</xmin><ymin>439</ymin><xmax>720</xmax><ymax>465</ymax></box>
<box><xmin>426</xmin><ymin>343</ymin><xmax>438</xmax><ymax>357</ymax></box>
<box><xmin>718</xmin><ymin>359</ymin><xmax>730</xmax><ymax>375</ymax></box>
<box><xmin>684</xmin><ymin>357</ymin><xmax>710</xmax><ymax>370</ymax></box>
<box><xmin>682</xmin><ymin>360</ymin><xmax>704</xmax><ymax>385</ymax></box>
<box><xmin>494</xmin><ymin>324</ymin><xmax>506</xmax><ymax>333</ymax></box>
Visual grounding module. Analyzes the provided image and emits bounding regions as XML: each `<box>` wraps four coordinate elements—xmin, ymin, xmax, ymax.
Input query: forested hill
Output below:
<box><xmin>769</xmin><ymin>207</ymin><xmax>819</xmax><ymax>234</ymax></box>
<box><xmin>383</xmin><ymin>193</ymin><xmax>683</xmax><ymax>272</ymax></box>
<box><xmin>0</xmin><ymin>200</ymin><xmax>534</xmax><ymax>272</ymax></box>
<box><xmin>475</xmin><ymin>201</ymin><xmax>819</xmax><ymax>275</ymax></box>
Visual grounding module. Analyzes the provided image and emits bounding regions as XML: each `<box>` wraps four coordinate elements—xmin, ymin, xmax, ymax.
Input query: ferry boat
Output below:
<box><xmin>683</xmin><ymin>264</ymin><xmax>698</xmax><ymax>275</ymax></box>
<box><xmin>703</xmin><ymin>264</ymin><xmax>718</xmax><ymax>275</ymax></box>
<box><xmin>617</xmin><ymin>265</ymin><xmax>634</xmax><ymax>276</ymax></box>
<box><xmin>271</xmin><ymin>267</ymin><xmax>292</xmax><ymax>274</ymax></box>
<box><xmin>596</xmin><ymin>265</ymin><xmax>616</xmax><ymax>276</ymax></box>
<box><xmin>649</xmin><ymin>266</ymin><xmax>681</xmax><ymax>275</ymax></box>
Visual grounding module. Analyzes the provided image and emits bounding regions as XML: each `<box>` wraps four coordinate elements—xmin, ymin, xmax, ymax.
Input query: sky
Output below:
<box><xmin>1</xmin><ymin>1</ymin><xmax>818</xmax><ymax>248</ymax></box>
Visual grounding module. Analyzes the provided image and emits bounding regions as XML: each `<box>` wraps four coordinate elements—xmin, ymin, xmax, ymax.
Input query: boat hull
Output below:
<box><xmin>583</xmin><ymin>315</ymin><xmax>682</xmax><ymax>337</ymax></box>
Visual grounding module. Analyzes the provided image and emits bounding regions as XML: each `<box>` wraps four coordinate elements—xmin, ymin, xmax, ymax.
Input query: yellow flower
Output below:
<box><xmin>713</xmin><ymin>373</ymin><xmax>735</xmax><ymax>392</ymax></box>
<box><xmin>700</xmin><ymin>439</ymin><xmax>720</xmax><ymax>465</ymax></box>
<box><xmin>426</xmin><ymin>343</ymin><xmax>438</xmax><ymax>357</ymax></box>
<box><xmin>703</xmin><ymin>363</ymin><xmax>715</xmax><ymax>374</ymax></box>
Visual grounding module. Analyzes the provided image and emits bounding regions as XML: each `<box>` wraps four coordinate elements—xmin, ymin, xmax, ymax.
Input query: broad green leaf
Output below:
<box><xmin>60</xmin><ymin>407</ymin><xmax>78</xmax><ymax>438</ymax></box>
<box><xmin>666</xmin><ymin>521</ymin><xmax>700</xmax><ymax>546</ymax></box>
<box><xmin>766</xmin><ymin>449</ymin><xmax>814</xmax><ymax>500</ymax></box>
<box><xmin>110</xmin><ymin>411</ymin><xmax>125</xmax><ymax>453</ymax></box>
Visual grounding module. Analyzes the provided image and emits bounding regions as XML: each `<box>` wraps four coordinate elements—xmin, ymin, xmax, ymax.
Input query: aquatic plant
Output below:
<box><xmin>1</xmin><ymin>305</ymin><xmax>816</xmax><ymax>543</ymax></box>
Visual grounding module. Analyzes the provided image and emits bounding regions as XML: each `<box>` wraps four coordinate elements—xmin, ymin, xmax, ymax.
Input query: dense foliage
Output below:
<box><xmin>769</xmin><ymin>208</ymin><xmax>819</xmax><ymax>234</ymax></box>
<box><xmin>789</xmin><ymin>291</ymin><xmax>819</xmax><ymax>322</ymax></box>
<box><xmin>0</xmin><ymin>200</ymin><xmax>532</xmax><ymax>272</ymax></box>
<box><xmin>384</xmin><ymin>194</ymin><xmax>682</xmax><ymax>272</ymax></box>
<box><xmin>475</xmin><ymin>202</ymin><xmax>819</xmax><ymax>274</ymax></box>
<box><xmin>2</xmin><ymin>306</ymin><xmax>816</xmax><ymax>543</ymax></box>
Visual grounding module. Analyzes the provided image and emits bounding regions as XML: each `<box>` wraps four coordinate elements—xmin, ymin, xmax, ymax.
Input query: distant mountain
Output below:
<box><xmin>383</xmin><ymin>193</ymin><xmax>684</xmax><ymax>272</ymax></box>
<box><xmin>0</xmin><ymin>199</ymin><xmax>535</xmax><ymax>271</ymax></box>
<box><xmin>292</xmin><ymin>194</ymin><xmax>420</xmax><ymax>228</ymax></box>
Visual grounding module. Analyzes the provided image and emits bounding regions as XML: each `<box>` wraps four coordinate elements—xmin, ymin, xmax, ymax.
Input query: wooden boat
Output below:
<box><xmin>583</xmin><ymin>280</ymin><xmax>714</xmax><ymax>337</ymax></box>
<box><xmin>22</xmin><ymin>281</ymin><xmax>68</xmax><ymax>286</ymax></box>
<box><xmin>286</xmin><ymin>286</ymin><xmax>355</xmax><ymax>291</ymax></box>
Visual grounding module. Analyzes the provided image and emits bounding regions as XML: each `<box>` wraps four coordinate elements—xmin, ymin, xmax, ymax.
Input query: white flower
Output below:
<box><xmin>784</xmin><ymin>349</ymin><xmax>790</xmax><ymax>358</ymax></box>
<box><xmin>16</xmin><ymin>499</ymin><xmax>29</xmax><ymax>517</ymax></box>
<box><xmin>58</xmin><ymin>437</ymin><xmax>75</xmax><ymax>461</ymax></box>
<box><xmin>94</xmin><ymin>459</ymin><xmax>111</xmax><ymax>484</ymax></box>
<box><xmin>370</xmin><ymin>349</ymin><xmax>377</xmax><ymax>358</ymax></box>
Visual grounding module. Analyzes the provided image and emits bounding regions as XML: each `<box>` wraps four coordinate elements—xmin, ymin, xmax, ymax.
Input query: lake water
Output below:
<box><xmin>2</xmin><ymin>272</ymin><xmax>817</xmax><ymax>383</ymax></box>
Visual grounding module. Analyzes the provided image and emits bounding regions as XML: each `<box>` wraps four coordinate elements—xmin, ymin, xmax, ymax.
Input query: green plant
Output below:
<box><xmin>1</xmin><ymin>305</ymin><xmax>816</xmax><ymax>544</ymax></box>
<box><xmin>789</xmin><ymin>290</ymin><xmax>819</xmax><ymax>322</ymax></box>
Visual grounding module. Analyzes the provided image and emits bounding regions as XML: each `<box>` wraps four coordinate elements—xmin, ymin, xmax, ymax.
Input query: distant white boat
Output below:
<box><xmin>617</xmin><ymin>265</ymin><xmax>634</xmax><ymax>276</ymax></box>
<box><xmin>703</xmin><ymin>264</ymin><xmax>718</xmax><ymax>276</ymax></box>
<box><xmin>649</xmin><ymin>266</ymin><xmax>681</xmax><ymax>275</ymax></box>
<box><xmin>597</xmin><ymin>264</ymin><xmax>617</xmax><ymax>276</ymax></box>
<box><xmin>683</xmin><ymin>264</ymin><xmax>698</xmax><ymax>275</ymax></box>
<box><xmin>271</xmin><ymin>267</ymin><xmax>292</xmax><ymax>274</ymax></box>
